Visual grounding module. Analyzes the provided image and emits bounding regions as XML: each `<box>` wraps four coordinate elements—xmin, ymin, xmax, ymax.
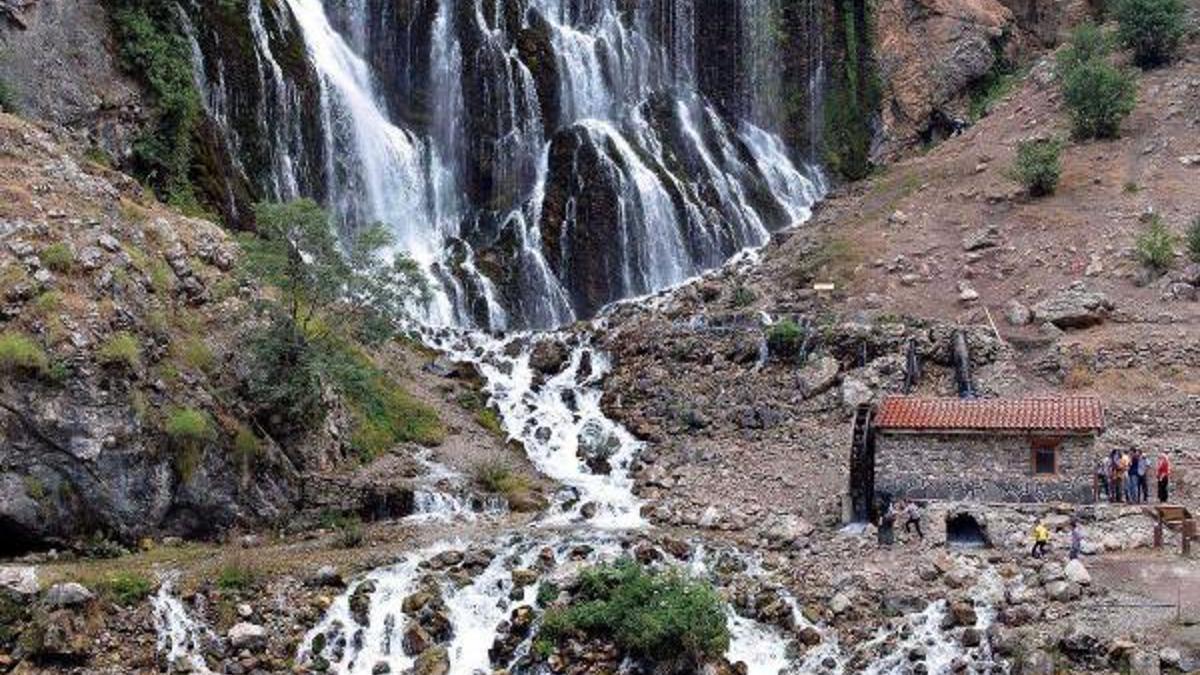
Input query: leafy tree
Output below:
<box><xmin>1057</xmin><ymin>24</ymin><xmax>1137</xmax><ymax>140</ymax></box>
<box><xmin>1011</xmin><ymin>138</ymin><xmax>1063</xmax><ymax>197</ymax></box>
<box><xmin>1114</xmin><ymin>0</ymin><xmax>1186</xmax><ymax>68</ymax></box>
<box><xmin>238</xmin><ymin>200</ymin><xmax>439</xmax><ymax>449</ymax></box>
<box><xmin>242</xmin><ymin>200</ymin><xmax>429</xmax><ymax>341</ymax></box>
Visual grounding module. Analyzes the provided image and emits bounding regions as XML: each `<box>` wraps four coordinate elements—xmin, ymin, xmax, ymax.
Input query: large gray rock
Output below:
<box><xmin>1019</xmin><ymin>649</ymin><xmax>1056</xmax><ymax>675</ymax></box>
<box><xmin>43</xmin><ymin>582</ymin><xmax>94</xmax><ymax>608</ymax></box>
<box><xmin>0</xmin><ymin>565</ymin><xmax>39</xmax><ymax>596</ymax></box>
<box><xmin>227</xmin><ymin>622</ymin><xmax>268</xmax><ymax>651</ymax></box>
<box><xmin>1129</xmin><ymin>650</ymin><xmax>1161</xmax><ymax>675</ymax></box>
<box><xmin>1063</xmin><ymin>559</ymin><xmax>1091</xmax><ymax>586</ymax></box>
<box><xmin>796</xmin><ymin>356</ymin><xmax>840</xmax><ymax>398</ymax></box>
<box><xmin>1031</xmin><ymin>285</ymin><xmax>1114</xmax><ymax>329</ymax></box>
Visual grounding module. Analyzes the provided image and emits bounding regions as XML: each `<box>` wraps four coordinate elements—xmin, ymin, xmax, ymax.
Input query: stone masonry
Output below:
<box><xmin>875</xmin><ymin>432</ymin><xmax>1096</xmax><ymax>503</ymax></box>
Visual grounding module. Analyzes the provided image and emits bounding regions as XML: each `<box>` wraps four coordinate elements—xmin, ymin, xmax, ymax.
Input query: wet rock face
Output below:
<box><xmin>327</xmin><ymin>0</ymin><xmax>441</xmax><ymax>131</ymax></box>
<box><xmin>539</xmin><ymin>124</ymin><xmax>637</xmax><ymax>316</ymax></box>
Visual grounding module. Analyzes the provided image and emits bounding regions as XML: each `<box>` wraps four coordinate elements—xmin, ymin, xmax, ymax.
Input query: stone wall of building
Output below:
<box><xmin>875</xmin><ymin>432</ymin><xmax>1096</xmax><ymax>503</ymax></box>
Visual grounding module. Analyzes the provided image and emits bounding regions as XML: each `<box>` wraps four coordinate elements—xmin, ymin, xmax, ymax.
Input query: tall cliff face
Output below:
<box><xmin>18</xmin><ymin>0</ymin><xmax>829</xmax><ymax>330</ymax></box>
<box><xmin>870</xmin><ymin>0</ymin><xmax>1088</xmax><ymax>158</ymax></box>
<box><xmin>2</xmin><ymin>0</ymin><xmax>1081</xmax><ymax>327</ymax></box>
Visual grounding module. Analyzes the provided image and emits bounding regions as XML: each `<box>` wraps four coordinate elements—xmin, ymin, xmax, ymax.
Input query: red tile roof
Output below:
<box><xmin>874</xmin><ymin>396</ymin><xmax>1105</xmax><ymax>433</ymax></box>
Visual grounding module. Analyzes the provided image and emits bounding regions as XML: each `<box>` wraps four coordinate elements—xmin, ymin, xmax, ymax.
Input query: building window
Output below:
<box><xmin>1031</xmin><ymin>439</ymin><xmax>1060</xmax><ymax>476</ymax></box>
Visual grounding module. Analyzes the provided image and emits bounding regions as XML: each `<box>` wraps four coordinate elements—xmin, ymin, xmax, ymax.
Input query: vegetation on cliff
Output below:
<box><xmin>823</xmin><ymin>0</ymin><xmax>881</xmax><ymax>181</ymax></box>
<box><xmin>106</xmin><ymin>0</ymin><xmax>204</xmax><ymax>211</ymax></box>
<box><xmin>238</xmin><ymin>199</ymin><xmax>442</xmax><ymax>458</ymax></box>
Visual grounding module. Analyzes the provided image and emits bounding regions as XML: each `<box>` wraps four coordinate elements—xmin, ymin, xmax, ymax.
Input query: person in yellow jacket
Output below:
<box><xmin>1031</xmin><ymin>520</ymin><xmax>1050</xmax><ymax>558</ymax></box>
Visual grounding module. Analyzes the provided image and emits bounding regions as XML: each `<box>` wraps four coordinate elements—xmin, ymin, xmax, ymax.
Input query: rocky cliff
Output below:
<box><xmin>0</xmin><ymin>113</ymin><xmax>531</xmax><ymax>554</ymax></box>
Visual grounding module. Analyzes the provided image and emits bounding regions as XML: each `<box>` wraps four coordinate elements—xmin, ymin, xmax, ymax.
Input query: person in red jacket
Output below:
<box><xmin>1157</xmin><ymin>453</ymin><xmax>1172</xmax><ymax>503</ymax></box>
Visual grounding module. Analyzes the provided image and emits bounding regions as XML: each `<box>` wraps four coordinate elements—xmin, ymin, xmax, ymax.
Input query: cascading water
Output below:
<box><xmin>181</xmin><ymin>0</ymin><xmax>826</xmax><ymax>330</ymax></box>
<box><xmin>151</xmin><ymin>576</ymin><xmax>216</xmax><ymax>674</ymax></box>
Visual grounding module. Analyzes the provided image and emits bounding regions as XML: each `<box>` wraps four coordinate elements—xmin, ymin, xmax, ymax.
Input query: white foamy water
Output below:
<box><xmin>428</xmin><ymin>330</ymin><xmax>646</xmax><ymax>530</ymax></box>
<box><xmin>151</xmin><ymin>576</ymin><xmax>215</xmax><ymax>674</ymax></box>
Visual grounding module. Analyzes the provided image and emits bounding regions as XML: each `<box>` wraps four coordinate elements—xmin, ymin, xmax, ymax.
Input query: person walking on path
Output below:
<box><xmin>1157</xmin><ymin>453</ymin><xmax>1172</xmax><ymax>503</ymax></box>
<box><xmin>1069</xmin><ymin>519</ymin><xmax>1083</xmax><ymax>560</ymax></box>
<box><xmin>903</xmin><ymin>500</ymin><xmax>924</xmax><ymax>540</ymax></box>
<box><xmin>1032</xmin><ymin>520</ymin><xmax>1051</xmax><ymax>558</ymax></box>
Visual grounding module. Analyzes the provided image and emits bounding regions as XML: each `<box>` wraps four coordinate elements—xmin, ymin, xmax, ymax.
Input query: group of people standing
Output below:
<box><xmin>1094</xmin><ymin>449</ymin><xmax>1172</xmax><ymax>504</ymax></box>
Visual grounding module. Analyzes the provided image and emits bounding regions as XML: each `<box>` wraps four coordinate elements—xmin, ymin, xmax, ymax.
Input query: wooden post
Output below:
<box><xmin>1155</xmin><ymin>520</ymin><xmax>1164</xmax><ymax>548</ymax></box>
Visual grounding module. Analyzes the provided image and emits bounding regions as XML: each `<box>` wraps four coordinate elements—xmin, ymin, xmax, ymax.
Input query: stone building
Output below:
<box><xmin>870</xmin><ymin>396</ymin><xmax>1106</xmax><ymax>504</ymax></box>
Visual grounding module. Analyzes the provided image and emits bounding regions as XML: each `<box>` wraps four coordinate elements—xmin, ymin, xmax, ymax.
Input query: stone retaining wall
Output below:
<box><xmin>876</xmin><ymin>432</ymin><xmax>1095</xmax><ymax>503</ymax></box>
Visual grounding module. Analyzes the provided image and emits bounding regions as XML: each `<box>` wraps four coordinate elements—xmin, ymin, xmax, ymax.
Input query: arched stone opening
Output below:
<box><xmin>946</xmin><ymin>512</ymin><xmax>990</xmax><ymax>548</ymax></box>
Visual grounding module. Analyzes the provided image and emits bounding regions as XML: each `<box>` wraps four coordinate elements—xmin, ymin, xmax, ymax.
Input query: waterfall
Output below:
<box><xmin>181</xmin><ymin>0</ymin><xmax>826</xmax><ymax>329</ymax></box>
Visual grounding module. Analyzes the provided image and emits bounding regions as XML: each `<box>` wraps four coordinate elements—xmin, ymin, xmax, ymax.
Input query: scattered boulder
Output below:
<box><xmin>1031</xmin><ymin>284</ymin><xmax>1113</xmax><ymax>329</ymax></box>
<box><xmin>1063</xmin><ymin>559</ymin><xmax>1091</xmax><ymax>586</ymax></box>
<box><xmin>0</xmin><ymin>566</ymin><xmax>39</xmax><ymax>596</ymax></box>
<box><xmin>529</xmin><ymin>340</ymin><xmax>570</xmax><ymax>376</ymax></box>
<box><xmin>312</xmin><ymin>565</ymin><xmax>345</xmax><ymax>588</ymax></box>
<box><xmin>227</xmin><ymin>622</ymin><xmax>268</xmax><ymax>652</ymax></box>
<box><xmin>413</xmin><ymin>645</ymin><xmax>450</xmax><ymax>675</ymax></box>
<box><xmin>1129</xmin><ymin>650</ymin><xmax>1161</xmax><ymax>675</ymax></box>
<box><xmin>1005</xmin><ymin>300</ymin><xmax>1032</xmax><ymax>326</ymax></box>
<box><xmin>43</xmin><ymin>583</ymin><xmax>94</xmax><ymax>608</ymax></box>
<box><xmin>962</xmin><ymin>225</ymin><xmax>1001</xmax><ymax>251</ymax></box>
<box><xmin>795</xmin><ymin>356</ymin><xmax>840</xmax><ymax>399</ymax></box>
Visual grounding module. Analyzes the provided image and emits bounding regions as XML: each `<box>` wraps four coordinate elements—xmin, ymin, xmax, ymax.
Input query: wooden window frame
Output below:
<box><xmin>1030</xmin><ymin>437</ymin><xmax>1061</xmax><ymax>477</ymax></box>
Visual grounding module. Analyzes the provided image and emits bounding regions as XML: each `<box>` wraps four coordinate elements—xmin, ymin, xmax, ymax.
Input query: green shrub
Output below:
<box><xmin>232</xmin><ymin>424</ymin><xmax>262</xmax><ymax>467</ymax></box>
<box><xmin>97</xmin><ymin>331</ymin><xmax>142</xmax><ymax>370</ymax></box>
<box><xmin>0</xmin><ymin>333</ymin><xmax>49</xmax><ymax>375</ymax></box>
<box><xmin>1136</xmin><ymin>215</ymin><xmax>1175</xmax><ymax>273</ymax></box>
<box><xmin>109</xmin><ymin>2</ymin><xmax>202</xmax><ymax>205</ymax></box>
<box><xmin>475</xmin><ymin>407</ymin><xmax>505</xmax><ymax>437</ymax></box>
<box><xmin>334</xmin><ymin>516</ymin><xmax>365</xmax><ymax>549</ymax></box>
<box><xmin>31</xmin><ymin>290</ymin><xmax>63</xmax><ymax>316</ymax></box>
<box><xmin>164</xmin><ymin>407</ymin><xmax>214</xmax><ymax>479</ymax></box>
<box><xmin>165</xmin><ymin>407</ymin><xmax>213</xmax><ymax>444</ymax></box>
<box><xmin>149</xmin><ymin>259</ymin><xmax>173</xmax><ymax>295</ymax></box>
<box><xmin>99</xmin><ymin>572</ymin><xmax>154</xmax><ymax>606</ymax></box>
<box><xmin>0</xmin><ymin>79</ymin><xmax>16</xmax><ymax>113</ymax></box>
<box><xmin>1057</xmin><ymin>23</ymin><xmax>1112</xmax><ymax>73</ymax></box>
<box><xmin>766</xmin><ymin>319</ymin><xmax>804</xmax><ymax>359</ymax></box>
<box><xmin>1114</xmin><ymin>0</ymin><xmax>1186</xmax><ymax>68</ymax></box>
<box><xmin>1187</xmin><ymin>217</ymin><xmax>1200</xmax><ymax>263</ymax></box>
<box><xmin>535</xmin><ymin>560</ymin><xmax>730</xmax><ymax>668</ymax></box>
<box><xmin>39</xmin><ymin>242</ymin><xmax>74</xmax><ymax>273</ymax></box>
<box><xmin>473</xmin><ymin>460</ymin><xmax>530</xmax><ymax>499</ymax></box>
<box><xmin>216</xmin><ymin>562</ymin><xmax>258</xmax><ymax>592</ymax></box>
<box><xmin>1060</xmin><ymin>59</ymin><xmax>1137</xmax><ymax>140</ymax></box>
<box><xmin>174</xmin><ymin>337</ymin><xmax>214</xmax><ymax>374</ymax></box>
<box><xmin>1011</xmin><ymin>138</ymin><xmax>1063</xmax><ymax>197</ymax></box>
<box><xmin>730</xmin><ymin>285</ymin><xmax>757</xmax><ymax>308</ymax></box>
